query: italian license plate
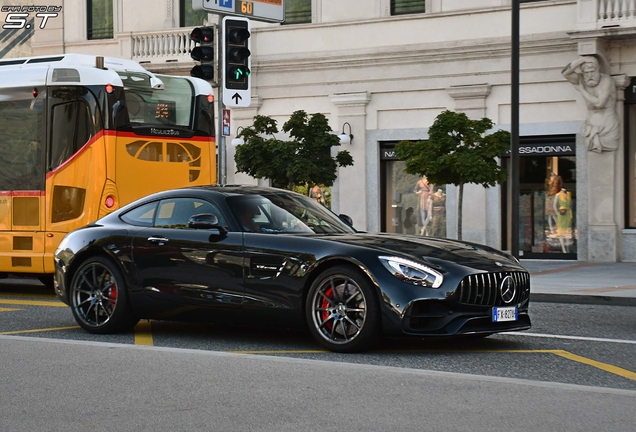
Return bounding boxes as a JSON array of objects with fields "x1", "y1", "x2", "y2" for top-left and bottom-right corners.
[{"x1": 492, "y1": 306, "x2": 518, "y2": 322}]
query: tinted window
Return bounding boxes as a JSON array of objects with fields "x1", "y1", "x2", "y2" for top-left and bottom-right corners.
[
  {"x1": 50, "y1": 101, "x2": 93, "y2": 170},
  {"x1": 120, "y1": 202, "x2": 158, "y2": 226},
  {"x1": 284, "y1": 0, "x2": 311, "y2": 24},
  {"x1": 227, "y1": 193, "x2": 355, "y2": 234},
  {"x1": 155, "y1": 198, "x2": 227, "y2": 229},
  {"x1": 0, "y1": 87, "x2": 45, "y2": 190},
  {"x1": 391, "y1": 0, "x2": 426, "y2": 15},
  {"x1": 88, "y1": 0, "x2": 113, "y2": 39}
]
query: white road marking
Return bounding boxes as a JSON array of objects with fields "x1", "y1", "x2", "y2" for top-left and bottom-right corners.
[{"x1": 505, "y1": 332, "x2": 636, "y2": 345}]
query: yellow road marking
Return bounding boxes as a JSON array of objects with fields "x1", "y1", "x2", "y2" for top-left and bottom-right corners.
[
  {"x1": 0, "y1": 299, "x2": 66, "y2": 307},
  {"x1": 0, "y1": 325, "x2": 80, "y2": 335},
  {"x1": 227, "y1": 348, "x2": 636, "y2": 382},
  {"x1": 0, "y1": 293, "x2": 57, "y2": 300},
  {"x1": 0, "y1": 307, "x2": 21, "y2": 312},
  {"x1": 552, "y1": 350, "x2": 636, "y2": 382},
  {"x1": 134, "y1": 321, "x2": 154, "y2": 346}
]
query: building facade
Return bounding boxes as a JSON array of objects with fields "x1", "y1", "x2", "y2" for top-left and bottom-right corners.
[{"x1": 4, "y1": 0, "x2": 636, "y2": 261}]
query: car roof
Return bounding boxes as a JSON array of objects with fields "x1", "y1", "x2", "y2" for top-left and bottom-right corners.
[{"x1": 189, "y1": 185, "x2": 303, "y2": 197}]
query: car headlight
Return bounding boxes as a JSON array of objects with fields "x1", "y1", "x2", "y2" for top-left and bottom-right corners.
[{"x1": 378, "y1": 256, "x2": 443, "y2": 288}]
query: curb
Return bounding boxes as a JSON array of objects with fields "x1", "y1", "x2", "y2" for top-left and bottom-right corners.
[{"x1": 531, "y1": 293, "x2": 636, "y2": 307}]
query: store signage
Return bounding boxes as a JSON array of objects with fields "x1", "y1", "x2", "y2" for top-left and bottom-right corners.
[
  {"x1": 381, "y1": 149, "x2": 399, "y2": 160},
  {"x1": 518, "y1": 144, "x2": 574, "y2": 156}
]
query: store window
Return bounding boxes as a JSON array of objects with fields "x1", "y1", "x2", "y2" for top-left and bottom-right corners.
[
  {"x1": 391, "y1": 0, "x2": 426, "y2": 16},
  {"x1": 502, "y1": 135, "x2": 577, "y2": 259},
  {"x1": 180, "y1": 0, "x2": 208, "y2": 27},
  {"x1": 284, "y1": 0, "x2": 311, "y2": 24},
  {"x1": 380, "y1": 144, "x2": 447, "y2": 237},
  {"x1": 87, "y1": 0, "x2": 113, "y2": 40}
]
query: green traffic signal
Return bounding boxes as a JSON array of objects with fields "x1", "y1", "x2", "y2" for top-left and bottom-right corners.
[{"x1": 229, "y1": 66, "x2": 251, "y2": 81}]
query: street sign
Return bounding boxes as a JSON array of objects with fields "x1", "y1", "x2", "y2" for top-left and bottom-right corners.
[
  {"x1": 222, "y1": 109, "x2": 231, "y2": 136},
  {"x1": 192, "y1": 0, "x2": 284, "y2": 23}
]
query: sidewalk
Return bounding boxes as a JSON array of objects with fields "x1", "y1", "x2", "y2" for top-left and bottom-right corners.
[{"x1": 521, "y1": 260, "x2": 636, "y2": 306}]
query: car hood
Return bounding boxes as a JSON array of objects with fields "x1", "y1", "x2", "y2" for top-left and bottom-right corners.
[{"x1": 327, "y1": 233, "x2": 524, "y2": 272}]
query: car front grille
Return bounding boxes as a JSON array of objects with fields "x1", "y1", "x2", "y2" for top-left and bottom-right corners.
[{"x1": 456, "y1": 271, "x2": 530, "y2": 306}]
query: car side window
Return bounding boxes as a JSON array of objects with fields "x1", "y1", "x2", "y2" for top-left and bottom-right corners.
[
  {"x1": 120, "y1": 201, "x2": 158, "y2": 227},
  {"x1": 154, "y1": 197, "x2": 227, "y2": 229}
]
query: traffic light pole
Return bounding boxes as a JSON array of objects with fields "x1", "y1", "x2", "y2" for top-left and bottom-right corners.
[
  {"x1": 217, "y1": 83, "x2": 226, "y2": 185},
  {"x1": 217, "y1": 20, "x2": 227, "y2": 185}
]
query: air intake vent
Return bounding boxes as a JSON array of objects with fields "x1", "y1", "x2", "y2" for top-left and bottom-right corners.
[
  {"x1": 52, "y1": 68, "x2": 81, "y2": 82},
  {"x1": 0, "y1": 59, "x2": 27, "y2": 67},
  {"x1": 456, "y1": 271, "x2": 530, "y2": 306},
  {"x1": 27, "y1": 56, "x2": 64, "y2": 64}
]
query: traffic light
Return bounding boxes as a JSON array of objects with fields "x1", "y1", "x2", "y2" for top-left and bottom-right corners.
[
  {"x1": 223, "y1": 17, "x2": 251, "y2": 91},
  {"x1": 190, "y1": 25, "x2": 216, "y2": 83}
]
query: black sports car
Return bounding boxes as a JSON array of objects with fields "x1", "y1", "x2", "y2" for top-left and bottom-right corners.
[{"x1": 54, "y1": 185, "x2": 531, "y2": 352}]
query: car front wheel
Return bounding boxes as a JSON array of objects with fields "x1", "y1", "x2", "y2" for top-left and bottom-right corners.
[
  {"x1": 69, "y1": 256, "x2": 137, "y2": 334},
  {"x1": 306, "y1": 265, "x2": 379, "y2": 353}
]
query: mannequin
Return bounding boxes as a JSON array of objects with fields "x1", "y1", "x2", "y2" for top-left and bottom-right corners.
[
  {"x1": 431, "y1": 188, "x2": 446, "y2": 237},
  {"x1": 553, "y1": 187, "x2": 572, "y2": 253},
  {"x1": 545, "y1": 172, "x2": 562, "y2": 234},
  {"x1": 414, "y1": 175, "x2": 433, "y2": 235}
]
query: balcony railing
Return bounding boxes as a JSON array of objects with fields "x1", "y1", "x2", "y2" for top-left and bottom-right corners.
[
  {"x1": 577, "y1": 0, "x2": 636, "y2": 31},
  {"x1": 127, "y1": 28, "x2": 197, "y2": 64}
]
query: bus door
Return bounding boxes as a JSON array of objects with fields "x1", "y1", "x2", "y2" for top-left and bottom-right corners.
[
  {"x1": 0, "y1": 86, "x2": 46, "y2": 274},
  {"x1": 44, "y1": 87, "x2": 102, "y2": 273}
]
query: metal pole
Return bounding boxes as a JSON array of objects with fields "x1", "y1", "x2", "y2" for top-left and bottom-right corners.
[
  {"x1": 216, "y1": 21, "x2": 226, "y2": 185},
  {"x1": 510, "y1": 0, "x2": 520, "y2": 258}
]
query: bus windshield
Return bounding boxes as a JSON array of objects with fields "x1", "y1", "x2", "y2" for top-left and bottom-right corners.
[{"x1": 118, "y1": 72, "x2": 194, "y2": 128}]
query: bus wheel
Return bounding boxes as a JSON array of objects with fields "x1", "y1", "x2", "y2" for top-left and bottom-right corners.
[
  {"x1": 69, "y1": 256, "x2": 136, "y2": 334},
  {"x1": 38, "y1": 275, "x2": 54, "y2": 289}
]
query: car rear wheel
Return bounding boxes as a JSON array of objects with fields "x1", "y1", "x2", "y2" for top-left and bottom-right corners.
[
  {"x1": 69, "y1": 256, "x2": 138, "y2": 334},
  {"x1": 306, "y1": 265, "x2": 379, "y2": 353}
]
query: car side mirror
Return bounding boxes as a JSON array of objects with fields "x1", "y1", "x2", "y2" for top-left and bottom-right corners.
[
  {"x1": 188, "y1": 213, "x2": 226, "y2": 234},
  {"x1": 338, "y1": 214, "x2": 354, "y2": 227}
]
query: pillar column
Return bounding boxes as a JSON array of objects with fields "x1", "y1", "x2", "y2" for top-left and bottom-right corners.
[{"x1": 330, "y1": 92, "x2": 371, "y2": 230}]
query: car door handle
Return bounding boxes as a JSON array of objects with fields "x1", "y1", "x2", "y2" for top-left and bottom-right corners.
[{"x1": 147, "y1": 236, "x2": 169, "y2": 244}]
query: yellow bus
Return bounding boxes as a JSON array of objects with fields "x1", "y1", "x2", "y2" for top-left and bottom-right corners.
[{"x1": 0, "y1": 54, "x2": 216, "y2": 286}]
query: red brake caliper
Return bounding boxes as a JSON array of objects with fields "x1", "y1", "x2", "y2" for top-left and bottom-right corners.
[
  {"x1": 108, "y1": 284, "x2": 117, "y2": 307},
  {"x1": 321, "y1": 287, "x2": 333, "y2": 331}
]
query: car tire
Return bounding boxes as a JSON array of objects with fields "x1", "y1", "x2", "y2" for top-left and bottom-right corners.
[
  {"x1": 306, "y1": 265, "x2": 380, "y2": 353},
  {"x1": 69, "y1": 256, "x2": 138, "y2": 334}
]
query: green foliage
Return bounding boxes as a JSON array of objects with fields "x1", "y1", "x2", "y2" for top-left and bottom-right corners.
[
  {"x1": 394, "y1": 110, "x2": 510, "y2": 188},
  {"x1": 395, "y1": 110, "x2": 510, "y2": 240},
  {"x1": 234, "y1": 110, "x2": 353, "y2": 190}
]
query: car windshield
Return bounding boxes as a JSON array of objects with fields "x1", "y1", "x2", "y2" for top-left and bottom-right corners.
[{"x1": 227, "y1": 192, "x2": 355, "y2": 234}]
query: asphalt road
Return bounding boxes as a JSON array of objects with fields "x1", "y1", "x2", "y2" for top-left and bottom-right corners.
[{"x1": 1, "y1": 278, "x2": 635, "y2": 431}]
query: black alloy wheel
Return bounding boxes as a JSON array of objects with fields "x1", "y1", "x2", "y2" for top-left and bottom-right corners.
[
  {"x1": 69, "y1": 256, "x2": 138, "y2": 334},
  {"x1": 306, "y1": 265, "x2": 379, "y2": 353}
]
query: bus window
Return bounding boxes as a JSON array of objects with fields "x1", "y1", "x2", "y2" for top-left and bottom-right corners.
[
  {"x1": 51, "y1": 186, "x2": 86, "y2": 223},
  {"x1": 0, "y1": 87, "x2": 45, "y2": 191},
  {"x1": 49, "y1": 101, "x2": 94, "y2": 170},
  {"x1": 119, "y1": 73, "x2": 194, "y2": 128}
]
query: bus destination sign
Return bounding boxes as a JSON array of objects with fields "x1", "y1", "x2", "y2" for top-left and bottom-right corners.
[{"x1": 193, "y1": 0, "x2": 284, "y2": 23}]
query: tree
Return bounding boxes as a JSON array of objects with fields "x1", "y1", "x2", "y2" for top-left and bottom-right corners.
[
  {"x1": 395, "y1": 110, "x2": 509, "y2": 241},
  {"x1": 234, "y1": 110, "x2": 353, "y2": 190}
]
